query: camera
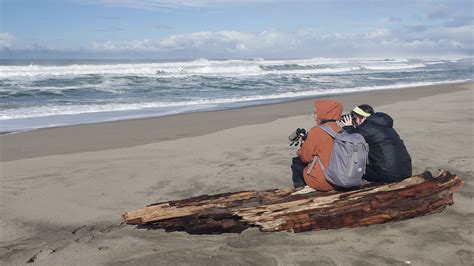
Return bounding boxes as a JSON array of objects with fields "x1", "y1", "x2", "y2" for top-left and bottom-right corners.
[{"x1": 289, "y1": 128, "x2": 307, "y2": 146}]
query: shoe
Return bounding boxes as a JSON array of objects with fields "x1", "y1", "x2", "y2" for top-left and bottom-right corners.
[{"x1": 291, "y1": 185, "x2": 316, "y2": 195}]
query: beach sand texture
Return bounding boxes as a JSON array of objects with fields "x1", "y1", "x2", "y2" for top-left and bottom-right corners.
[{"x1": 1, "y1": 83, "x2": 473, "y2": 265}]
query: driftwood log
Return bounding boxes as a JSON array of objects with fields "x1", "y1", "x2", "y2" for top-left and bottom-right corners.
[{"x1": 122, "y1": 171, "x2": 463, "y2": 234}]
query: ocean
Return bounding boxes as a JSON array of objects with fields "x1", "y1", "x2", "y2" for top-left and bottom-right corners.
[{"x1": 0, "y1": 57, "x2": 472, "y2": 133}]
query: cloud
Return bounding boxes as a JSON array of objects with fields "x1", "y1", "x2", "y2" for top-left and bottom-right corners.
[
  {"x1": 443, "y1": 16, "x2": 473, "y2": 27},
  {"x1": 88, "y1": 25, "x2": 473, "y2": 58},
  {"x1": 427, "y1": 4, "x2": 450, "y2": 20},
  {"x1": 88, "y1": 27, "x2": 125, "y2": 32},
  {"x1": 397, "y1": 20, "x2": 473, "y2": 45},
  {"x1": 3, "y1": 1, "x2": 473, "y2": 60},
  {"x1": 91, "y1": 30, "x2": 312, "y2": 56},
  {"x1": 91, "y1": 0, "x2": 300, "y2": 10},
  {"x1": 0, "y1": 32, "x2": 15, "y2": 48},
  {"x1": 379, "y1": 16, "x2": 402, "y2": 24},
  {"x1": 3, "y1": 23, "x2": 472, "y2": 59},
  {"x1": 154, "y1": 25, "x2": 172, "y2": 30}
]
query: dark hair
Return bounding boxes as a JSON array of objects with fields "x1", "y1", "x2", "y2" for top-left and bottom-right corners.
[
  {"x1": 320, "y1": 119, "x2": 336, "y2": 124},
  {"x1": 351, "y1": 104, "x2": 374, "y2": 119}
]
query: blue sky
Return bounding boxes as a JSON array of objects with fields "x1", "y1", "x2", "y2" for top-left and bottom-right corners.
[{"x1": 0, "y1": 0, "x2": 472, "y2": 59}]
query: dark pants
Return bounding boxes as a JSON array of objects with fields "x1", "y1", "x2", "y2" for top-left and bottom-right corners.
[{"x1": 291, "y1": 157, "x2": 307, "y2": 188}]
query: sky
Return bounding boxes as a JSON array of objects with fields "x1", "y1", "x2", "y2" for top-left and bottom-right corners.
[{"x1": 0, "y1": 0, "x2": 472, "y2": 59}]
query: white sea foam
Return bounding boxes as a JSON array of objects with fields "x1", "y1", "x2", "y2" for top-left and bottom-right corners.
[
  {"x1": 0, "y1": 78, "x2": 131, "y2": 95},
  {"x1": 0, "y1": 58, "x2": 434, "y2": 79},
  {"x1": 362, "y1": 63, "x2": 425, "y2": 70},
  {"x1": 1, "y1": 79, "x2": 469, "y2": 120},
  {"x1": 1, "y1": 57, "x2": 471, "y2": 133}
]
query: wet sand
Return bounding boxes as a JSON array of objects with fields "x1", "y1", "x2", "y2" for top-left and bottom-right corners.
[
  {"x1": 1, "y1": 83, "x2": 473, "y2": 265},
  {"x1": 1, "y1": 82, "x2": 471, "y2": 162}
]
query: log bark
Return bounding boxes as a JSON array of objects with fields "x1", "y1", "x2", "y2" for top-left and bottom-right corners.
[{"x1": 122, "y1": 171, "x2": 463, "y2": 234}]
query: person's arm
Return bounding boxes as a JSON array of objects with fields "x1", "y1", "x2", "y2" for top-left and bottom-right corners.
[
  {"x1": 297, "y1": 128, "x2": 318, "y2": 163},
  {"x1": 343, "y1": 125, "x2": 357, "y2": 133}
]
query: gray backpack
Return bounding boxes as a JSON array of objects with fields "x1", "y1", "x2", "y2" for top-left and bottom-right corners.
[{"x1": 306, "y1": 124, "x2": 369, "y2": 188}]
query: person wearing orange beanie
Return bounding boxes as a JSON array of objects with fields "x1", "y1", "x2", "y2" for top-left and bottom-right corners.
[{"x1": 291, "y1": 99, "x2": 342, "y2": 191}]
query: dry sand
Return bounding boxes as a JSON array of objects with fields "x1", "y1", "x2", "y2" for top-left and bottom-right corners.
[{"x1": 1, "y1": 83, "x2": 473, "y2": 265}]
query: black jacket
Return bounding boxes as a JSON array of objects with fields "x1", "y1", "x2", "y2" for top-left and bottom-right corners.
[{"x1": 344, "y1": 112, "x2": 412, "y2": 182}]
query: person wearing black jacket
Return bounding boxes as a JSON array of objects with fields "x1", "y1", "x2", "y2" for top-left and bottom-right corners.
[{"x1": 341, "y1": 104, "x2": 412, "y2": 183}]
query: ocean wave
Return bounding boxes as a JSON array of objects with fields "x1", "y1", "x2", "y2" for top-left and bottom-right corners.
[
  {"x1": 0, "y1": 77, "x2": 133, "y2": 96},
  {"x1": 1, "y1": 79, "x2": 469, "y2": 120},
  {"x1": 0, "y1": 58, "x2": 435, "y2": 79},
  {"x1": 362, "y1": 64, "x2": 426, "y2": 70}
]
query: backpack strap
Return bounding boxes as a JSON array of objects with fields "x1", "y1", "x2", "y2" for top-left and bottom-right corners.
[
  {"x1": 307, "y1": 155, "x2": 326, "y2": 175},
  {"x1": 305, "y1": 124, "x2": 337, "y2": 176},
  {"x1": 318, "y1": 124, "x2": 337, "y2": 138}
]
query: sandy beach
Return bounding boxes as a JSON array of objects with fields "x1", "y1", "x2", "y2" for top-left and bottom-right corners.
[{"x1": 1, "y1": 83, "x2": 473, "y2": 265}]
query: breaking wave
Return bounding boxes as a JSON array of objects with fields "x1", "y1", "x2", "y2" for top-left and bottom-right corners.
[{"x1": 1, "y1": 57, "x2": 472, "y2": 132}]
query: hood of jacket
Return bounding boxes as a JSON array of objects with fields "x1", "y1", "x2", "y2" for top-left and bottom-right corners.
[
  {"x1": 366, "y1": 112, "x2": 393, "y2": 127},
  {"x1": 314, "y1": 100, "x2": 342, "y2": 123}
]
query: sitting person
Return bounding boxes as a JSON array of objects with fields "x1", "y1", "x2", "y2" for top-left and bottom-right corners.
[
  {"x1": 291, "y1": 100, "x2": 342, "y2": 191},
  {"x1": 341, "y1": 104, "x2": 412, "y2": 183}
]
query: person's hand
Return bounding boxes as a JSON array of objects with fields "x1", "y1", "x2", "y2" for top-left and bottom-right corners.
[{"x1": 342, "y1": 115, "x2": 353, "y2": 127}]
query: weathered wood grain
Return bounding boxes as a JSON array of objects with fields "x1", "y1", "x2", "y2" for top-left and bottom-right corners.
[{"x1": 122, "y1": 171, "x2": 463, "y2": 234}]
